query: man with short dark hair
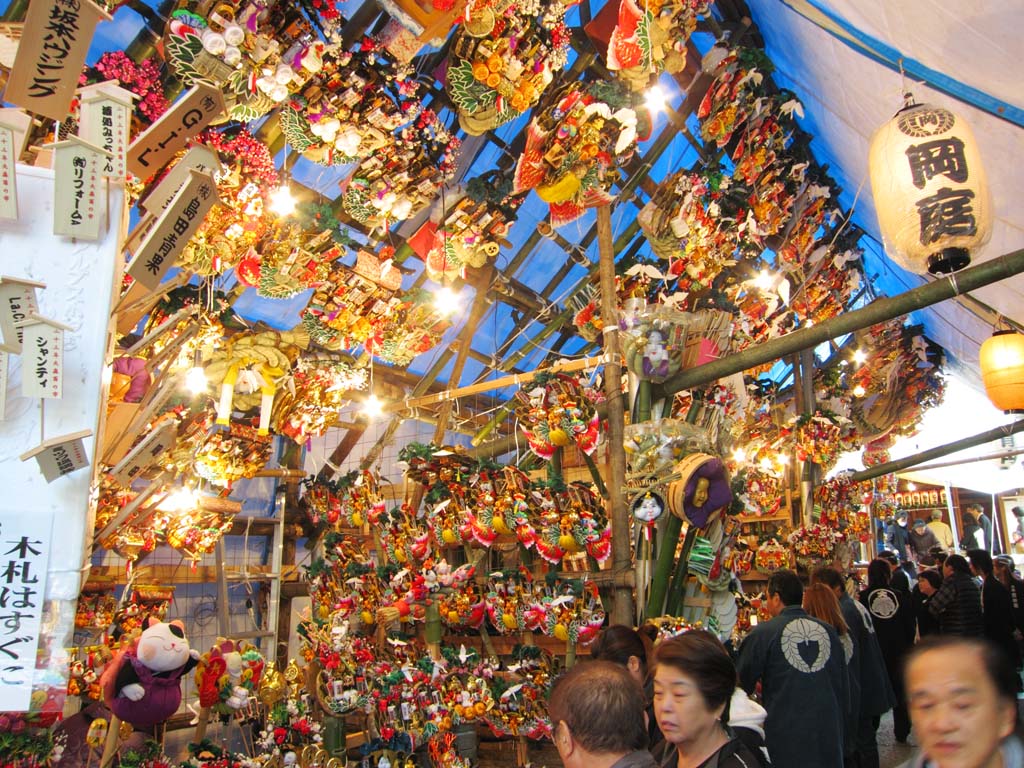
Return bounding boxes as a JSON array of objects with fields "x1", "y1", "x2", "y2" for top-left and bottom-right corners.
[
  {"x1": 887, "y1": 511, "x2": 912, "y2": 561},
  {"x1": 968, "y1": 548, "x2": 1020, "y2": 678},
  {"x1": 899, "y1": 636, "x2": 1023, "y2": 767},
  {"x1": 928, "y1": 553, "x2": 984, "y2": 636},
  {"x1": 547, "y1": 660, "x2": 655, "y2": 768},
  {"x1": 880, "y1": 550, "x2": 912, "y2": 594},
  {"x1": 736, "y1": 569, "x2": 849, "y2": 768},
  {"x1": 813, "y1": 566, "x2": 894, "y2": 768}
]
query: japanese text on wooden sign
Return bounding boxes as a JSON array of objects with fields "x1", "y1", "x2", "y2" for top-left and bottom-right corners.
[
  {"x1": 126, "y1": 82, "x2": 225, "y2": 178},
  {"x1": 19, "y1": 321, "x2": 64, "y2": 399},
  {"x1": 4, "y1": 0, "x2": 111, "y2": 122},
  {"x1": 0, "y1": 125, "x2": 17, "y2": 221},
  {"x1": 0, "y1": 511, "x2": 52, "y2": 711},
  {"x1": 128, "y1": 170, "x2": 219, "y2": 289},
  {"x1": 79, "y1": 86, "x2": 133, "y2": 180},
  {"x1": 53, "y1": 138, "x2": 109, "y2": 241}
]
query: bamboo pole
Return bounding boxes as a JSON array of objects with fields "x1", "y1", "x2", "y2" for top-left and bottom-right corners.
[
  {"x1": 849, "y1": 419, "x2": 1024, "y2": 482},
  {"x1": 657, "y1": 248, "x2": 1024, "y2": 396},
  {"x1": 596, "y1": 205, "x2": 633, "y2": 625}
]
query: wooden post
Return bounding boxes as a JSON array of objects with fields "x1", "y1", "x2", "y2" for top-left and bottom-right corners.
[
  {"x1": 799, "y1": 348, "x2": 817, "y2": 525},
  {"x1": 596, "y1": 205, "x2": 632, "y2": 625}
]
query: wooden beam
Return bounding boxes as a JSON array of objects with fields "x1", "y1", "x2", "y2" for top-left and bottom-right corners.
[
  {"x1": 658, "y1": 247, "x2": 1024, "y2": 396},
  {"x1": 597, "y1": 205, "x2": 633, "y2": 624},
  {"x1": 849, "y1": 419, "x2": 1024, "y2": 483}
]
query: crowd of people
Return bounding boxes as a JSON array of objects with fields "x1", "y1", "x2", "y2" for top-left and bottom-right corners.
[{"x1": 564, "y1": 503, "x2": 1024, "y2": 768}]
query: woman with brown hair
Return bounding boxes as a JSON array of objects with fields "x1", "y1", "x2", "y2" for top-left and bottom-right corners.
[
  {"x1": 591, "y1": 624, "x2": 662, "y2": 748},
  {"x1": 652, "y1": 630, "x2": 767, "y2": 768},
  {"x1": 802, "y1": 583, "x2": 851, "y2": 659},
  {"x1": 802, "y1": 582, "x2": 856, "y2": 761}
]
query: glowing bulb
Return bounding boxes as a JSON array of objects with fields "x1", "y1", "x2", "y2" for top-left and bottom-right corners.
[
  {"x1": 778, "y1": 454, "x2": 790, "y2": 465},
  {"x1": 906, "y1": 482, "x2": 917, "y2": 491},
  {"x1": 361, "y1": 393, "x2": 384, "y2": 420},
  {"x1": 269, "y1": 184, "x2": 296, "y2": 217},
  {"x1": 852, "y1": 384, "x2": 866, "y2": 397},
  {"x1": 760, "y1": 457, "x2": 773, "y2": 471},
  {"x1": 732, "y1": 448, "x2": 747, "y2": 463},
  {"x1": 434, "y1": 286, "x2": 461, "y2": 316},
  {"x1": 754, "y1": 270, "x2": 774, "y2": 291},
  {"x1": 852, "y1": 348, "x2": 868, "y2": 364},
  {"x1": 185, "y1": 365, "x2": 208, "y2": 394},
  {"x1": 158, "y1": 486, "x2": 198, "y2": 513},
  {"x1": 644, "y1": 84, "x2": 667, "y2": 113}
]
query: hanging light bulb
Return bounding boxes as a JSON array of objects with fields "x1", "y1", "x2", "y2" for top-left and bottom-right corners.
[
  {"x1": 644, "y1": 84, "x2": 667, "y2": 113},
  {"x1": 361, "y1": 393, "x2": 384, "y2": 420},
  {"x1": 852, "y1": 348, "x2": 868, "y2": 364},
  {"x1": 158, "y1": 486, "x2": 199, "y2": 513},
  {"x1": 852, "y1": 384, "x2": 866, "y2": 397},
  {"x1": 434, "y1": 286, "x2": 461, "y2": 316},
  {"x1": 754, "y1": 270, "x2": 774, "y2": 291},
  {"x1": 732, "y1": 448, "x2": 747, "y2": 464},
  {"x1": 185, "y1": 364, "x2": 208, "y2": 394},
  {"x1": 269, "y1": 183, "x2": 296, "y2": 217}
]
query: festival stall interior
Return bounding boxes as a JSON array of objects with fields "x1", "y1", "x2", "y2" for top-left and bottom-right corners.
[{"x1": 0, "y1": 0, "x2": 1022, "y2": 765}]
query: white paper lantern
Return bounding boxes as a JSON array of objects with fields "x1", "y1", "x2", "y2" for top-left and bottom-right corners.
[{"x1": 868, "y1": 101, "x2": 992, "y2": 275}]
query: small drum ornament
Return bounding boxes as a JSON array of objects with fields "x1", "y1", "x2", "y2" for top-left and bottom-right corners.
[{"x1": 667, "y1": 453, "x2": 732, "y2": 528}]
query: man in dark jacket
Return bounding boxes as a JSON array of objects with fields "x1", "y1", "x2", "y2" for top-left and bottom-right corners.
[
  {"x1": 908, "y1": 519, "x2": 940, "y2": 565},
  {"x1": 737, "y1": 570, "x2": 849, "y2": 768},
  {"x1": 813, "y1": 567, "x2": 895, "y2": 768},
  {"x1": 880, "y1": 550, "x2": 912, "y2": 593},
  {"x1": 928, "y1": 553, "x2": 984, "y2": 636},
  {"x1": 887, "y1": 511, "x2": 912, "y2": 561},
  {"x1": 968, "y1": 549, "x2": 1021, "y2": 687}
]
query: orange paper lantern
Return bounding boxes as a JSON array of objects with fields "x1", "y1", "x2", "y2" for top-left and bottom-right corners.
[{"x1": 980, "y1": 330, "x2": 1024, "y2": 413}]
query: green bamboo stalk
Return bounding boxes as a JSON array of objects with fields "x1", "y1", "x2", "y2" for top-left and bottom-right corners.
[
  {"x1": 664, "y1": 527, "x2": 698, "y2": 617},
  {"x1": 644, "y1": 515, "x2": 682, "y2": 620}
]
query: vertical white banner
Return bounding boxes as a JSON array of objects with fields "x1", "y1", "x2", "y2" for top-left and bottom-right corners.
[{"x1": 0, "y1": 511, "x2": 52, "y2": 711}]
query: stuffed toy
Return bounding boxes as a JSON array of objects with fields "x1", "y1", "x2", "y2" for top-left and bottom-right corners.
[{"x1": 101, "y1": 618, "x2": 199, "y2": 729}]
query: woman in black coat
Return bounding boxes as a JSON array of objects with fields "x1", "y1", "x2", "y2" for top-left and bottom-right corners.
[{"x1": 860, "y1": 558, "x2": 916, "y2": 743}]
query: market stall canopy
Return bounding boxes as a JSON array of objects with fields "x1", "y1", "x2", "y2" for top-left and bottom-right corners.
[{"x1": 746, "y1": 0, "x2": 1024, "y2": 370}]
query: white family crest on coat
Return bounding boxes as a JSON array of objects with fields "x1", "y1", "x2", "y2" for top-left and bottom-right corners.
[
  {"x1": 780, "y1": 618, "x2": 832, "y2": 673},
  {"x1": 868, "y1": 589, "x2": 899, "y2": 620},
  {"x1": 853, "y1": 598, "x2": 877, "y2": 633},
  {"x1": 840, "y1": 632, "x2": 854, "y2": 663}
]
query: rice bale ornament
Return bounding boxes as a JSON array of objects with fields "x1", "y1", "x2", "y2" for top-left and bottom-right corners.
[
  {"x1": 667, "y1": 453, "x2": 731, "y2": 527},
  {"x1": 101, "y1": 618, "x2": 200, "y2": 728}
]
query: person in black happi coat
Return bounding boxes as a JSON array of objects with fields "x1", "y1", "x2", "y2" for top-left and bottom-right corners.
[{"x1": 736, "y1": 569, "x2": 848, "y2": 768}]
